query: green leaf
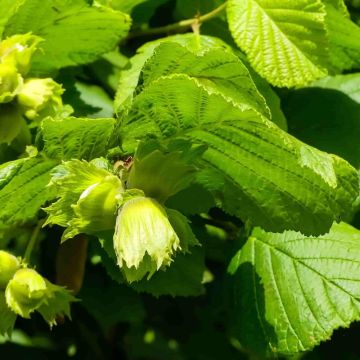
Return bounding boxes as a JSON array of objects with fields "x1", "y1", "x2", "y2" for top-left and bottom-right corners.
[
  {"x1": 0, "y1": 103, "x2": 24, "y2": 145},
  {"x1": 283, "y1": 86, "x2": 360, "y2": 169},
  {"x1": 41, "y1": 117, "x2": 115, "y2": 161},
  {"x1": 130, "y1": 247, "x2": 205, "y2": 297},
  {"x1": 140, "y1": 42, "x2": 270, "y2": 117},
  {"x1": 97, "y1": 233, "x2": 205, "y2": 297},
  {"x1": 323, "y1": 0, "x2": 350, "y2": 16},
  {"x1": 74, "y1": 82, "x2": 114, "y2": 118},
  {"x1": 227, "y1": 0, "x2": 328, "y2": 87},
  {"x1": 166, "y1": 208, "x2": 200, "y2": 250},
  {"x1": 325, "y1": 3, "x2": 360, "y2": 70},
  {"x1": 0, "y1": 0, "x2": 24, "y2": 39},
  {"x1": 122, "y1": 74, "x2": 359, "y2": 235},
  {"x1": 131, "y1": 0, "x2": 170, "y2": 24},
  {"x1": 0, "y1": 291, "x2": 16, "y2": 336},
  {"x1": 229, "y1": 222, "x2": 360, "y2": 355},
  {"x1": 242, "y1": 62, "x2": 288, "y2": 130},
  {"x1": 3, "y1": 0, "x2": 131, "y2": 74},
  {"x1": 312, "y1": 73, "x2": 360, "y2": 103},
  {"x1": 0, "y1": 157, "x2": 56, "y2": 231},
  {"x1": 114, "y1": 34, "x2": 231, "y2": 112},
  {"x1": 127, "y1": 143, "x2": 197, "y2": 203},
  {"x1": 79, "y1": 272, "x2": 145, "y2": 331},
  {"x1": 165, "y1": 184, "x2": 215, "y2": 216},
  {"x1": 97, "y1": 0, "x2": 148, "y2": 14}
]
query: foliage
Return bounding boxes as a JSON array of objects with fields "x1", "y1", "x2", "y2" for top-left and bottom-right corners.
[{"x1": 0, "y1": 0, "x2": 360, "y2": 359}]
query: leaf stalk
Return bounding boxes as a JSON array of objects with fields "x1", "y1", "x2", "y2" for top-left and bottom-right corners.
[{"x1": 24, "y1": 219, "x2": 45, "y2": 264}]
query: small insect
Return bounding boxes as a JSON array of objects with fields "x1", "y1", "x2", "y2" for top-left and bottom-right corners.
[
  {"x1": 114, "y1": 156, "x2": 133, "y2": 173},
  {"x1": 123, "y1": 156, "x2": 133, "y2": 169}
]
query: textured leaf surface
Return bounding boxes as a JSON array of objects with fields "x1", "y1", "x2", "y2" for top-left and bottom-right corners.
[
  {"x1": 0, "y1": 157, "x2": 56, "y2": 230},
  {"x1": 41, "y1": 117, "x2": 115, "y2": 160},
  {"x1": 122, "y1": 74, "x2": 359, "y2": 235},
  {"x1": 227, "y1": 0, "x2": 328, "y2": 87},
  {"x1": 4, "y1": 0, "x2": 131, "y2": 74},
  {"x1": 115, "y1": 34, "x2": 230, "y2": 112},
  {"x1": 141, "y1": 43, "x2": 269, "y2": 117},
  {"x1": 229, "y1": 222, "x2": 360, "y2": 355},
  {"x1": 325, "y1": 3, "x2": 360, "y2": 70}
]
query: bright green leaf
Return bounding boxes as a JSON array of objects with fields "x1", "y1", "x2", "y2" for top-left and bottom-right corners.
[
  {"x1": 229, "y1": 222, "x2": 360, "y2": 355},
  {"x1": 325, "y1": 3, "x2": 360, "y2": 71},
  {"x1": 3, "y1": 0, "x2": 131, "y2": 74},
  {"x1": 41, "y1": 117, "x2": 115, "y2": 161},
  {"x1": 121, "y1": 74, "x2": 359, "y2": 235},
  {"x1": 0, "y1": 157, "x2": 56, "y2": 231},
  {"x1": 115, "y1": 34, "x2": 231, "y2": 112},
  {"x1": 140, "y1": 42, "x2": 270, "y2": 117},
  {"x1": 0, "y1": 0, "x2": 24, "y2": 39},
  {"x1": 227, "y1": 0, "x2": 328, "y2": 87}
]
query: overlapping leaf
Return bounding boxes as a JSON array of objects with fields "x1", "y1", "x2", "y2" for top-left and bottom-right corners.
[
  {"x1": 284, "y1": 83, "x2": 360, "y2": 168},
  {"x1": 115, "y1": 34, "x2": 231, "y2": 112},
  {"x1": 312, "y1": 73, "x2": 360, "y2": 103},
  {"x1": 229, "y1": 222, "x2": 360, "y2": 355},
  {"x1": 140, "y1": 42, "x2": 269, "y2": 117},
  {"x1": 41, "y1": 117, "x2": 115, "y2": 161},
  {"x1": 0, "y1": 0, "x2": 24, "y2": 39},
  {"x1": 324, "y1": 3, "x2": 360, "y2": 71},
  {"x1": 121, "y1": 73, "x2": 359, "y2": 235},
  {"x1": 0, "y1": 157, "x2": 56, "y2": 231},
  {"x1": 227, "y1": 0, "x2": 329, "y2": 87},
  {"x1": 98, "y1": 239, "x2": 206, "y2": 297},
  {"x1": 3, "y1": 0, "x2": 131, "y2": 74}
]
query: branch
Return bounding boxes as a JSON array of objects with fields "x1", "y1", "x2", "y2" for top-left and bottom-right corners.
[{"x1": 128, "y1": 2, "x2": 227, "y2": 39}]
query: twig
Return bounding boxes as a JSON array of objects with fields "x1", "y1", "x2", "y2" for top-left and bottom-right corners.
[{"x1": 128, "y1": 2, "x2": 227, "y2": 39}]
